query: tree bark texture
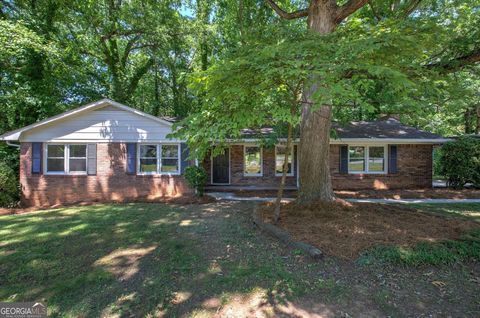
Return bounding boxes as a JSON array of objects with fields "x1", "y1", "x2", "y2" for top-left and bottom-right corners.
[{"x1": 297, "y1": 1, "x2": 337, "y2": 203}]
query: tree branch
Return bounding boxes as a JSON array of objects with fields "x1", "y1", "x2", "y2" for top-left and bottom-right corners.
[
  {"x1": 368, "y1": 0, "x2": 381, "y2": 22},
  {"x1": 265, "y1": 0, "x2": 308, "y2": 20},
  {"x1": 402, "y1": 0, "x2": 422, "y2": 18},
  {"x1": 335, "y1": 0, "x2": 369, "y2": 23},
  {"x1": 127, "y1": 58, "x2": 155, "y2": 96},
  {"x1": 428, "y1": 49, "x2": 480, "y2": 73}
]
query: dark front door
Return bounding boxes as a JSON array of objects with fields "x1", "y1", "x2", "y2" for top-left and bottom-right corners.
[{"x1": 212, "y1": 149, "x2": 230, "y2": 184}]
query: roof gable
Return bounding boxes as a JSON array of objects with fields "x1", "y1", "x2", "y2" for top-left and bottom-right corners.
[{"x1": 0, "y1": 99, "x2": 173, "y2": 141}]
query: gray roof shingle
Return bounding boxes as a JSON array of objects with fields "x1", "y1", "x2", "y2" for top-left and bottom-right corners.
[
  {"x1": 332, "y1": 118, "x2": 444, "y2": 139},
  {"x1": 239, "y1": 118, "x2": 444, "y2": 140}
]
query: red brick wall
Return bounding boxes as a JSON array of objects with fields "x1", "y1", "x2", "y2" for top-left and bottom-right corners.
[
  {"x1": 330, "y1": 144, "x2": 433, "y2": 190},
  {"x1": 206, "y1": 144, "x2": 432, "y2": 190},
  {"x1": 204, "y1": 145, "x2": 297, "y2": 187},
  {"x1": 20, "y1": 143, "x2": 192, "y2": 207}
]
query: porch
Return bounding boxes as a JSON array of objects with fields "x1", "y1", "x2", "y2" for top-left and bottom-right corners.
[{"x1": 205, "y1": 185, "x2": 298, "y2": 192}]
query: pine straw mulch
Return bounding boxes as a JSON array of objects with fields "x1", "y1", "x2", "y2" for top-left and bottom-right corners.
[
  {"x1": 258, "y1": 199, "x2": 480, "y2": 259},
  {"x1": 234, "y1": 188, "x2": 480, "y2": 199}
]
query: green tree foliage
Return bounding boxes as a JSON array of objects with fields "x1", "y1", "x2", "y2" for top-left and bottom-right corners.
[
  {"x1": 0, "y1": 162, "x2": 19, "y2": 207},
  {"x1": 439, "y1": 137, "x2": 480, "y2": 188},
  {"x1": 1, "y1": 0, "x2": 480, "y2": 183},
  {"x1": 177, "y1": 18, "x2": 444, "y2": 159}
]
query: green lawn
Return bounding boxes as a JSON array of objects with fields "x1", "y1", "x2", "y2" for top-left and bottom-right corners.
[
  {"x1": 0, "y1": 203, "x2": 320, "y2": 317},
  {"x1": 359, "y1": 203, "x2": 480, "y2": 266},
  {"x1": 414, "y1": 203, "x2": 480, "y2": 222},
  {"x1": 1, "y1": 202, "x2": 479, "y2": 317}
]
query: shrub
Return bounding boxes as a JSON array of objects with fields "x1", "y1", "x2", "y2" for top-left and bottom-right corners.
[
  {"x1": 0, "y1": 161, "x2": 20, "y2": 207},
  {"x1": 438, "y1": 136, "x2": 480, "y2": 188},
  {"x1": 184, "y1": 166, "x2": 208, "y2": 196}
]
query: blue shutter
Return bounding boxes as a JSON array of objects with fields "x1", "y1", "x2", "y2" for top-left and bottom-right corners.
[
  {"x1": 388, "y1": 145, "x2": 398, "y2": 174},
  {"x1": 181, "y1": 143, "x2": 190, "y2": 174},
  {"x1": 339, "y1": 145, "x2": 348, "y2": 174},
  {"x1": 32, "y1": 142, "x2": 42, "y2": 174},
  {"x1": 126, "y1": 143, "x2": 137, "y2": 174}
]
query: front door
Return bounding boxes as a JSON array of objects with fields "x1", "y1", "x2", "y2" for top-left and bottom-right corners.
[{"x1": 212, "y1": 149, "x2": 230, "y2": 184}]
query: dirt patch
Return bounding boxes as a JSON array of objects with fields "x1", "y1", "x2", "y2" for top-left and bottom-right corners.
[
  {"x1": 164, "y1": 194, "x2": 217, "y2": 205},
  {"x1": 234, "y1": 190, "x2": 298, "y2": 198},
  {"x1": 233, "y1": 189, "x2": 480, "y2": 199},
  {"x1": 258, "y1": 199, "x2": 480, "y2": 259},
  {"x1": 0, "y1": 195, "x2": 217, "y2": 216}
]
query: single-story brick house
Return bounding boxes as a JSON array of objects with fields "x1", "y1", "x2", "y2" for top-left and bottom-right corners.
[
  {"x1": 0, "y1": 99, "x2": 448, "y2": 206},
  {"x1": 204, "y1": 119, "x2": 448, "y2": 191}
]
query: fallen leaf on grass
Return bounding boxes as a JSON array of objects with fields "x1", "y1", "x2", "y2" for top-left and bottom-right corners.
[{"x1": 431, "y1": 281, "x2": 446, "y2": 288}]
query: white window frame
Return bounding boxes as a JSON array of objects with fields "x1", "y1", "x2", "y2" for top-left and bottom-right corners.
[
  {"x1": 275, "y1": 145, "x2": 294, "y2": 177},
  {"x1": 44, "y1": 143, "x2": 88, "y2": 175},
  {"x1": 137, "y1": 143, "x2": 181, "y2": 176},
  {"x1": 243, "y1": 145, "x2": 263, "y2": 177},
  {"x1": 138, "y1": 144, "x2": 158, "y2": 175},
  {"x1": 347, "y1": 144, "x2": 388, "y2": 174}
]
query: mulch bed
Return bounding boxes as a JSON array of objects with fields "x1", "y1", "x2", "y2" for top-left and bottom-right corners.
[
  {"x1": 234, "y1": 189, "x2": 480, "y2": 199},
  {"x1": 258, "y1": 199, "x2": 480, "y2": 259},
  {"x1": 0, "y1": 195, "x2": 217, "y2": 216}
]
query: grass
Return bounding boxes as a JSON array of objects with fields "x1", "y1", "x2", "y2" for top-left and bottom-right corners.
[
  {"x1": 1, "y1": 202, "x2": 479, "y2": 316},
  {"x1": 359, "y1": 203, "x2": 480, "y2": 266},
  {"x1": 413, "y1": 203, "x2": 480, "y2": 222},
  {"x1": 0, "y1": 202, "x2": 326, "y2": 317}
]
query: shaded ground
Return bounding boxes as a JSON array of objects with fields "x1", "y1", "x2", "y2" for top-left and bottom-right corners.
[
  {"x1": 259, "y1": 200, "x2": 480, "y2": 259},
  {"x1": 0, "y1": 194, "x2": 217, "y2": 216},
  {"x1": 232, "y1": 188, "x2": 480, "y2": 199},
  {"x1": 1, "y1": 202, "x2": 480, "y2": 317}
]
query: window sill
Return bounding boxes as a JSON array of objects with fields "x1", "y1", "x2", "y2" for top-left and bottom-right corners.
[
  {"x1": 243, "y1": 174, "x2": 263, "y2": 177},
  {"x1": 44, "y1": 172, "x2": 88, "y2": 176},
  {"x1": 275, "y1": 174, "x2": 294, "y2": 177},
  {"x1": 136, "y1": 173, "x2": 181, "y2": 176},
  {"x1": 348, "y1": 171, "x2": 388, "y2": 175}
]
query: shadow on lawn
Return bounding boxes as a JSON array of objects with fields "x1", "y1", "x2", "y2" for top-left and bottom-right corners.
[{"x1": 0, "y1": 201, "x2": 331, "y2": 317}]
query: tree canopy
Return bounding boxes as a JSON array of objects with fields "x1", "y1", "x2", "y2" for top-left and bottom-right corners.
[{"x1": 0, "y1": 0, "x2": 479, "y2": 166}]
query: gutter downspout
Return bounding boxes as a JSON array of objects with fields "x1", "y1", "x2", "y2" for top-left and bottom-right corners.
[{"x1": 6, "y1": 141, "x2": 20, "y2": 148}]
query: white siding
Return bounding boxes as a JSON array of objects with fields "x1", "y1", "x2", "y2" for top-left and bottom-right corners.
[{"x1": 20, "y1": 107, "x2": 177, "y2": 142}]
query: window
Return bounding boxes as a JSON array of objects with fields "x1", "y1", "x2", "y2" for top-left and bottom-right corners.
[
  {"x1": 46, "y1": 144, "x2": 87, "y2": 174},
  {"x1": 161, "y1": 145, "x2": 179, "y2": 173},
  {"x1": 46, "y1": 145, "x2": 65, "y2": 173},
  {"x1": 348, "y1": 145, "x2": 386, "y2": 173},
  {"x1": 69, "y1": 145, "x2": 87, "y2": 172},
  {"x1": 244, "y1": 146, "x2": 262, "y2": 176},
  {"x1": 138, "y1": 144, "x2": 180, "y2": 175},
  {"x1": 139, "y1": 145, "x2": 157, "y2": 173},
  {"x1": 275, "y1": 145, "x2": 293, "y2": 176},
  {"x1": 368, "y1": 147, "x2": 385, "y2": 172},
  {"x1": 348, "y1": 146, "x2": 365, "y2": 172}
]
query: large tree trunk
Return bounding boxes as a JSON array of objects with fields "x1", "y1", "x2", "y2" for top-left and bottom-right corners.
[{"x1": 297, "y1": 1, "x2": 337, "y2": 203}]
